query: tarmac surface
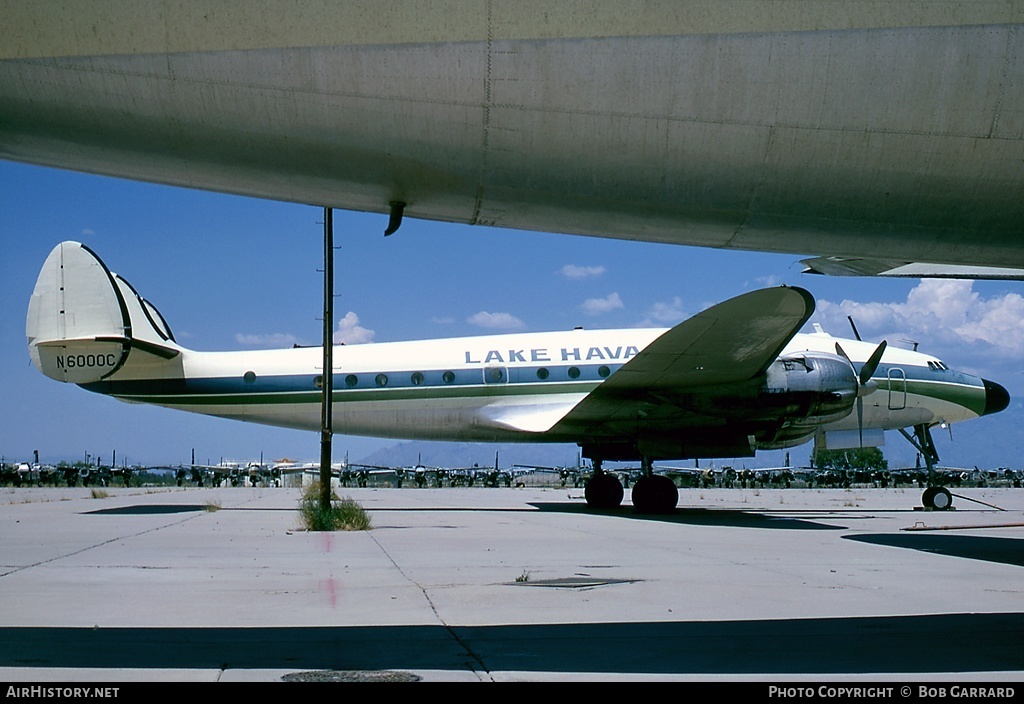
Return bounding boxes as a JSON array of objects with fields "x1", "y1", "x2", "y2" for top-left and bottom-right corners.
[{"x1": 0, "y1": 483, "x2": 1022, "y2": 683}]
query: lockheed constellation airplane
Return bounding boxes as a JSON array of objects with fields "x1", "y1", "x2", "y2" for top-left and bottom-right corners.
[{"x1": 27, "y1": 242, "x2": 1009, "y2": 512}]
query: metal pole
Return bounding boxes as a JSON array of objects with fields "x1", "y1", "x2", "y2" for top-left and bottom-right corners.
[{"x1": 319, "y1": 207, "x2": 334, "y2": 512}]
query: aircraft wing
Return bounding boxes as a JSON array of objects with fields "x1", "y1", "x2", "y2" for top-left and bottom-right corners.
[
  {"x1": 553, "y1": 286, "x2": 815, "y2": 432},
  {"x1": 650, "y1": 465, "x2": 708, "y2": 476},
  {"x1": 3, "y1": 6, "x2": 1022, "y2": 271},
  {"x1": 185, "y1": 464, "x2": 249, "y2": 476},
  {"x1": 345, "y1": 463, "x2": 399, "y2": 475},
  {"x1": 800, "y1": 257, "x2": 1024, "y2": 280}
]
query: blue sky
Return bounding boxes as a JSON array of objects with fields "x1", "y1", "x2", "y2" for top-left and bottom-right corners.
[{"x1": 2, "y1": 160, "x2": 1022, "y2": 469}]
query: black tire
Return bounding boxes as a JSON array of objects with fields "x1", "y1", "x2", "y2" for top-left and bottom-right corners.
[
  {"x1": 922, "y1": 486, "x2": 953, "y2": 510},
  {"x1": 585, "y1": 473, "x2": 624, "y2": 509},
  {"x1": 631, "y1": 475, "x2": 679, "y2": 514},
  {"x1": 922, "y1": 486, "x2": 937, "y2": 508}
]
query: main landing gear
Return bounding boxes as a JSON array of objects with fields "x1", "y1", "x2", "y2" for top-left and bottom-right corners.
[
  {"x1": 584, "y1": 460, "x2": 624, "y2": 509},
  {"x1": 585, "y1": 457, "x2": 679, "y2": 514},
  {"x1": 898, "y1": 423, "x2": 953, "y2": 510}
]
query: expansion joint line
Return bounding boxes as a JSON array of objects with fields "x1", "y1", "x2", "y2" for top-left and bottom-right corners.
[
  {"x1": 0, "y1": 512, "x2": 203, "y2": 579},
  {"x1": 367, "y1": 531, "x2": 491, "y2": 678}
]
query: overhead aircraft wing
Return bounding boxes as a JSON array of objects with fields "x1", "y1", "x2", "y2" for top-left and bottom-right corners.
[
  {"x1": 553, "y1": 286, "x2": 815, "y2": 430},
  {"x1": 800, "y1": 256, "x2": 1024, "y2": 280},
  {"x1": 4, "y1": 7, "x2": 1022, "y2": 272}
]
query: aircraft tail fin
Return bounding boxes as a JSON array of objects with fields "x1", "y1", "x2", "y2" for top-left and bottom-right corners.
[{"x1": 26, "y1": 241, "x2": 182, "y2": 384}]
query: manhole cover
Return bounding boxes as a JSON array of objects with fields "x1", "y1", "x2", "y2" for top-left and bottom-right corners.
[{"x1": 282, "y1": 670, "x2": 421, "y2": 683}]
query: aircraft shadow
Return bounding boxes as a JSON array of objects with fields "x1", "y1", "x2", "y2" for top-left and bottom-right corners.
[
  {"x1": 529, "y1": 503, "x2": 844, "y2": 530},
  {"x1": 86, "y1": 505, "x2": 208, "y2": 515},
  {"x1": 85, "y1": 503, "x2": 842, "y2": 530},
  {"x1": 2, "y1": 613, "x2": 1021, "y2": 674},
  {"x1": 845, "y1": 534, "x2": 1024, "y2": 568}
]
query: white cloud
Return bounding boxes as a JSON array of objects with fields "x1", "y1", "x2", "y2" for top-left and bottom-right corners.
[
  {"x1": 334, "y1": 311, "x2": 375, "y2": 344},
  {"x1": 234, "y1": 313, "x2": 375, "y2": 348},
  {"x1": 813, "y1": 280, "x2": 1024, "y2": 359},
  {"x1": 235, "y1": 332, "x2": 299, "y2": 348},
  {"x1": 467, "y1": 311, "x2": 525, "y2": 330},
  {"x1": 560, "y1": 264, "x2": 606, "y2": 280},
  {"x1": 646, "y1": 296, "x2": 686, "y2": 324},
  {"x1": 80, "y1": 229, "x2": 96, "y2": 237},
  {"x1": 959, "y1": 292, "x2": 1024, "y2": 349},
  {"x1": 581, "y1": 292, "x2": 624, "y2": 315}
]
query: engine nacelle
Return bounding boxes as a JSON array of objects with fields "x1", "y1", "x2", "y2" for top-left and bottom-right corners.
[
  {"x1": 683, "y1": 351, "x2": 858, "y2": 427},
  {"x1": 761, "y1": 351, "x2": 859, "y2": 426}
]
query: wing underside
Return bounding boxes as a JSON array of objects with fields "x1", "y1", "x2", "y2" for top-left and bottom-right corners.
[{"x1": 801, "y1": 256, "x2": 1024, "y2": 280}]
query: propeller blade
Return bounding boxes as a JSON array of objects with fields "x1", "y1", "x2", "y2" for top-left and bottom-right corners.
[
  {"x1": 859, "y1": 340, "x2": 888, "y2": 385},
  {"x1": 836, "y1": 340, "x2": 885, "y2": 446},
  {"x1": 857, "y1": 397, "x2": 864, "y2": 447}
]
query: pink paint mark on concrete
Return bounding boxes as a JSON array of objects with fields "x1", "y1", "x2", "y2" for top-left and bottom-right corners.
[{"x1": 318, "y1": 575, "x2": 338, "y2": 607}]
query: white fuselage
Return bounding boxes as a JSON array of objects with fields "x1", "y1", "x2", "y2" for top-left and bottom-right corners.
[{"x1": 97, "y1": 327, "x2": 985, "y2": 448}]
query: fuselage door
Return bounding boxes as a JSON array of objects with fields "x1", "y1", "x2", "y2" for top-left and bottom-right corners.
[{"x1": 887, "y1": 367, "x2": 907, "y2": 410}]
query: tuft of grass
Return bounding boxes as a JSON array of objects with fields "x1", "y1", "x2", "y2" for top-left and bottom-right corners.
[
  {"x1": 204, "y1": 500, "x2": 222, "y2": 512},
  {"x1": 90, "y1": 488, "x2": 109, "y2": 499},
  {"x1": 299, "y1": 482, "x2": 371, "y2": 531},
  {"x1": 516, "y1": 570, "x2": 531, "y2": 583}
]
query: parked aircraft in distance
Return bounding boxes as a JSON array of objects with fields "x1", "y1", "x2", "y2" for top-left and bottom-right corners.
[
  {"x1": 26, "y1": 242, "x2": 1009, "y2": 512},
  {"x1": 1, "y1": 4, "x2": 1022, "y2": 276},
  {"x1": 342, "y1": 454, "x2": 444, "y2": 489}
]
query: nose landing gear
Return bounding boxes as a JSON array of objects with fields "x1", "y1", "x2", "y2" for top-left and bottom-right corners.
[
  {"x1": 899, "y1": 424, "x2": 953, "y2": 510},
  {"x1": 921, "y1": 485, "x2": 953, "y2": 511}
]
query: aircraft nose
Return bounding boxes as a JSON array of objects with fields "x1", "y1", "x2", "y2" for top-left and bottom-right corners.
[{"x1": 982, "y1": 378, "x2": 1010, "y2": 416}]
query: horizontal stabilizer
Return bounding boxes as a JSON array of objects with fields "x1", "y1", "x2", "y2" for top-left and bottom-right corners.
[{"x1": 801, "y1": 256, "x2": 1024, "y2": 280}]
